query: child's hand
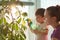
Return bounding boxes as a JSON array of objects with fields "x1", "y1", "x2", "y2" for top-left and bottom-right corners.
[
  {"x1": 41, "y1": 28, "x2": 48, "y2": 35},
  {"x1": 26, "y1": 18, "x2": 32, "y2": 27}
]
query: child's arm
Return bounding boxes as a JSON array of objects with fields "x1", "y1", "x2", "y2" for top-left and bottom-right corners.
[
  {"x1": 30, "y1": 27, "x2": 48, "y2": 35},
  {"x1": 40, "y1": 28, "x2": 48, "y2": 35},
  {"x1": 27, "y1": 20, "x2": 48, "y2": 35}
]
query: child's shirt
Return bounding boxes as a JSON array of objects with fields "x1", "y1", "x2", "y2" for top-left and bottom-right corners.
[{"x1": 35, "y1": 22, "x2": 48, "y2": 40}]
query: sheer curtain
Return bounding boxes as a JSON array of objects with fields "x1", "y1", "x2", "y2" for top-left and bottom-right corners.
[{"x1": 20, "y1": 0, "x2": 41, "y2": 40}]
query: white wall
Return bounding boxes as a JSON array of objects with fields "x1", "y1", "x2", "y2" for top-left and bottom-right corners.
[{"x1": 41, "y1": 0, "x2": 60, "y2": 9}]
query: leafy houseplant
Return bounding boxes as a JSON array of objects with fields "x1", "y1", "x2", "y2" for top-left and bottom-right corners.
[{"x1": 0, "y1": 0, "x2": 30, "y2": 40}]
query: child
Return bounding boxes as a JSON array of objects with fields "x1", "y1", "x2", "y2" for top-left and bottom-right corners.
[
  {"x1": 45, "y1": 5, "x2": 60, "y2": 40},
  {"x1": 28, "y1": 8, "x2": 48, "y2": 40}
]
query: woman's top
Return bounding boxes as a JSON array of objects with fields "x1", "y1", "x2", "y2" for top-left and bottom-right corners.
[{"x1": 51, "y1": 25, "x2": 60, "y2": 40}]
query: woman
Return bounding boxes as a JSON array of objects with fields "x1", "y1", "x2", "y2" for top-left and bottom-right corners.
[{"x1": 45, "y1": 5, "x2": 60, "y2": 40}]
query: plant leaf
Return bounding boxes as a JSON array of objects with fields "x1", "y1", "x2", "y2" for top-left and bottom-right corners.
[
  {"x1": 22, "y1": 12, "x2": 27, "y2": 17},
  {"x1": 0, "y1": 18, "x2": 3, "y2": 24},
  {"x1": 12, "y1": 23, "x2": 18, "y2": 30},
  {"x1": 3, "y1": 18, "x2": 6, "y2": 24},
  {"x1": 17, "y1": 18, "x2": 21, "y2": 24},
  {"x1": 21, "y1": 24, "x2": 27, "y2": 30},
  {"x1": 6, "y1": 16, "x2": 10, "y2": 20},
  {"x1": 20, "y1": 31, "x2": 26, "y2": 40}
]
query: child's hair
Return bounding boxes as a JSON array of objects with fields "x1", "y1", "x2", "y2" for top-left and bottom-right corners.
[
  {"x1": 46, "y1": 5, "x2": 60, "y2": 22},
  {"x1": 35, "y1": 8, "x2": 45, "y2": 17}
]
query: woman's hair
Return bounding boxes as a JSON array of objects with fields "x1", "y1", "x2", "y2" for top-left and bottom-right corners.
[
  {"x1": 46, "y1": 5, "x2": 60, "y2": 22},
  {"x1": 35, "y1": 8, "x2": 45, "y2": 17}
]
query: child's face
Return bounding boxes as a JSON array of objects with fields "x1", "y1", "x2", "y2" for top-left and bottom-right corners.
[{"x1": 36, "y1": 15, "x2": 45, "y2": 24}]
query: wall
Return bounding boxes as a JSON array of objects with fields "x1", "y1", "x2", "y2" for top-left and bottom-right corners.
[{"x1": 41, "y1": 0, "x2": 60, "y2": 8}]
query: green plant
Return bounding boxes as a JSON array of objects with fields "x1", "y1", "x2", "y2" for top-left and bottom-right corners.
[{"x1": 0, "y1": 0, "x2": 29, "y2": 40}]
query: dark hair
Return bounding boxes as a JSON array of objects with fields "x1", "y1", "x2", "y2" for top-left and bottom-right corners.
[
  {"x1": 35, "y1": 8, "x2": 45, "y2": 17},
  {"x1": 46, "y1": 5, "x2": 60, "y2": 22}
]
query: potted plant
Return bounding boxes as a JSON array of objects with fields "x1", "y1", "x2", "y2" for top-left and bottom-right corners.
[{"x1": 0, "y1": 0, "x2": 30, "y2": 40}]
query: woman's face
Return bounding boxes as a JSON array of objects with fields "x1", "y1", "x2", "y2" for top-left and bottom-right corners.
[
  {"x1": 44, "y1": 10, "x2": 53, "y2": 25},
  {"x1": 36, "y1": 15, "x2": 44, "y2": 24}
]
